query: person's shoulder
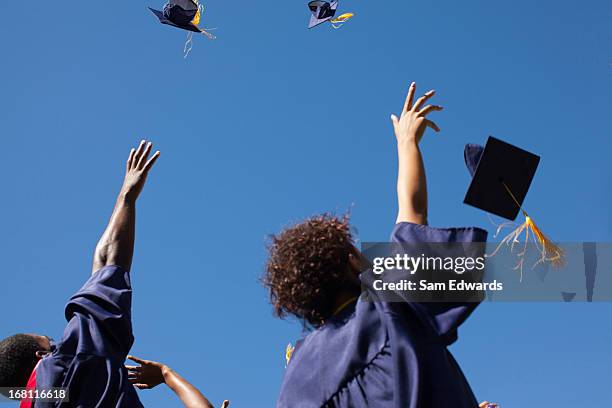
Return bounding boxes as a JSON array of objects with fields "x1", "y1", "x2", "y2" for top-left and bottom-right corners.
[{"x1": 279, "y1": 299, "x2": 388, "y2": 405}]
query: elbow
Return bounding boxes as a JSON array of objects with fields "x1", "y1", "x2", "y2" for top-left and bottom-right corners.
[
  {"x1": 397, "y1": 195, "x2": 428, "y2": 225},
  {"x1": 409, "y1": 205, "x2": 428, "y2": 225},
  {"x1": 94, "y1": 241, "x2": 131, "y2": 272},
  {"x1": 92, "y1": 244, "x2": 108, "y2": 274}
]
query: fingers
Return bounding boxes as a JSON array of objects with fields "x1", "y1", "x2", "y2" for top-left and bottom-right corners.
[
  {"x1": 134, "y1": 383, "x2": 151, "y2": 390},
  {"x1": 143, "y1": 151, "x2": 161, "y2": 173},
  {"x1": 412, "y1": 90, "x2": 435, "y2": 111},
  {"x1": 125, "y1": 365, "x2": 140, "y2": 371},
  {"x1": 390, "y1": 114, "x2": 399, "y2": 134},
  {"x1": 130, "y1": 141, "x2": 147, "y2": 170},
  {"x1": 127, "y1": 368, "x2": 143, "y2": 383},
  {"x1": 126, "y1": 366, "x2": 141, "y2": 380},
  {"x1": 126, "y1": 148, "x2": 136, "y2": 172},
  {"x1": 418, "y1": 105, "x2": 443, "y2": 117},
  {"x1": 127, "y1": 141, "x2": 160, "y2": 172},
  {"x1": 426, "y1": 120, "x2": 441, "y2": 132},
  {"x1": 136, "y1": 142, "x2": 153, "y2": 170},
  {"x1": 127, "y1": 355, "x2": 148, "y2": 365},
  {"x1": 403, "y1": 82, "x2": 416, "y2": 112}
]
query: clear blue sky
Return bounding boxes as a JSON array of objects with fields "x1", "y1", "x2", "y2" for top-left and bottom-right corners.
[{"x1": 1, "y1": 0, "x2": 611, "y2": 406}]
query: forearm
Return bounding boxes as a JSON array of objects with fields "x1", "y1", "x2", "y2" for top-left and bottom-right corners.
[
  {"x1": 163, "y1": 367, "x2": 213, "y2": 408},
  {"x1": 92, "y1": 189, "x2": 136, "y2": 273},
  {"x1": 396, "y1": 140, "x2": 428, "y2": 225}
]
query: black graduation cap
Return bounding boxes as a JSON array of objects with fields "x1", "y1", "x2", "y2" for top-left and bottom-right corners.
[
  {"x1": 463, "y1": 136, "x2": 540, "y2": 221},
  {"x1": 464, "y1": 136, "x2": 564, "y2": 270},
  {"x1": 308, "y1": 0, "x2": 338, "y2": 28},
  {"x1": 149, "y1": 0, "x2": 203, "y2": 33}
]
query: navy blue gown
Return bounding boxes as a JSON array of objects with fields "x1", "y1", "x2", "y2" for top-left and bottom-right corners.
[
  {"x1": 277, "y1": 222, "x2": 488, "y2": 408},
  {"x1": 31, "y1": 265, "x2": 143, "y2": 408}
]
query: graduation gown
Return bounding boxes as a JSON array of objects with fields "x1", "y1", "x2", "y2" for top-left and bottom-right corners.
[
  {"x1": 24, "y1": 265, "x2": 143, "y2": 408},
  {"x1": 277, "y1": 222, "x2": 488, "y2": 408}
]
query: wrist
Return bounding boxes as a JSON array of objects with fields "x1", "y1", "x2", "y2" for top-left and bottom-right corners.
[
  {"x1": 161, "y1": 365, "x2": 174, "y2": 383},
  {"x1": 118, "y1": 188, "x2": 137, "y2": 205},
  {"x1": 397, "y1": 138, "x2": 419, "y2": 151}
]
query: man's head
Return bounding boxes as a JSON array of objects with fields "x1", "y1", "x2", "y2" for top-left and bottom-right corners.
[
  {"x1": 263, "y1": 214, "x2": 367, "y2": 328},
  {"x1": 0, "y1": 334, "x2": 51, "y2": 388}
]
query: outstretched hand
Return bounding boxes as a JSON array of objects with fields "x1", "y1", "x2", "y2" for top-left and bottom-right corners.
[
  {"x1": 125, "y1": 355, "x2": 166, "y2": 390},
  {"x1": 122, "y1": 140, "x2": 161, "y2": 202},
  {"x1": 126, "y1": 355, "x2": 230, "y2": 408},
  {"x1": 391, "y1": 82, "x2": 442, "y2": 145}
]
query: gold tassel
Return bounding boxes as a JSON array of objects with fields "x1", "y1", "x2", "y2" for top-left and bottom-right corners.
[
  {"x1": 330, "y1": 12, "x2": 354, "y2": 29},
  {"x1": 525, "y1": 216, "x2": 565, "y2": 268},
  {"x1": 285, "y1": 343, "x2": 295, "y2": 367},
  {"x1": 487, "y1": 183, "x2": 565, "y2": 280}
]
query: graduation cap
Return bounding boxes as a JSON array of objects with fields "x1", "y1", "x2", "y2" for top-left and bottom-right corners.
[
  {"x1": 149, "y1": 0, "x2": 203, "y2": 33},
  {"x1": 464, "y1": 136, "x2": 564, "y2": 272},
  {"x1": 149, "y1": 0, "x2": 215, "y2": 57},
  {"x1": 308, "y1": 1, "x2": 339, "y2": 28}
]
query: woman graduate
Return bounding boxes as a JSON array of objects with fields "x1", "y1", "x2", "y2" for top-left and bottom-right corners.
[{"x1": 264, "y1": 83, "x2": 490, "y2": 408}]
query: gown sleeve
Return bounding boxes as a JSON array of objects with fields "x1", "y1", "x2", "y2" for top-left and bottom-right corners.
[
  {"x1": 59, "y1": 265, "x2": 134, "y2": 359},
  {"x1": 389, "y1": 222, "x2": 488, "y2": 345},
  {"x1": 32, "y1": 266, "x2": 142, "y2": 408}
]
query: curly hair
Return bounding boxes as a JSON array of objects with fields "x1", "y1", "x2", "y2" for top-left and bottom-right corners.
[
  {"x1": 263, "y1": 214, "x2": 357, "y2": 328},
  {"x1": 0, "y1": 334, "x2": 41, "y2": 390}
]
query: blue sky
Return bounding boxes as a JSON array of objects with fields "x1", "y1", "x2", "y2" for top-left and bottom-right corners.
[{"x1": 1, "y1": 0, "x2": 611, "y2": 406}]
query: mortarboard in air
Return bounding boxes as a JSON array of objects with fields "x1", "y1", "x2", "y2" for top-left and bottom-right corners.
[
  {"x1": 464, "y1": 136, "x2": 564, "y2": 271},
  {"x1": 308, "y1": 1, "x2": 339, "y2": 28},
  {"x1": 464, "y1": 136, "x2": 540, "y2": 220},
  {"x1": 149, "y1": 0, "x2": 215, "y2": 57},
  {"x1": 149, "y1": 0, "x2": 203, "y2": 33}
]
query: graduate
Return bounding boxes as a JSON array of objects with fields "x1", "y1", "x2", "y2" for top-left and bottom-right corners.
[
  {"x1": 0, "y1": 141, "x2": 160, "y2": 407},
  {"x1": 264, "y1": 82, "x2": 492, "y2": 408}
]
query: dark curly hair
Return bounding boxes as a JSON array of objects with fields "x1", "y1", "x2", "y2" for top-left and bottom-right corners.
[
  {"x1": 263, "y1": 214, "x2": 358, "y2": 328},
  {"x1": 0, "y1": 334, "x2": 40, "y2": 390}
]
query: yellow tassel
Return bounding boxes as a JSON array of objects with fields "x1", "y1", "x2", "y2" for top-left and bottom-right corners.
[
  {"x1": 285, "y1": 343, "x2": 295, "y2": 367},
  {"x1": 487, "y1": 182, "x2": 565, "y2": 279},
  {"x1": 330, "y1": 12, "x2": 354, "y2": 28},
  {"x1": 330, "y1": 12, "x2": 354, "y2": 23},
  {"x1": 191, "y1": 5, "x2": 201, "y2": 26},
  {"x1": 524, "y1": 216, "x2": 565, "y2": 268},
  {"x1": 488, "y1": 213, "x2": 565, "y2": 280}
]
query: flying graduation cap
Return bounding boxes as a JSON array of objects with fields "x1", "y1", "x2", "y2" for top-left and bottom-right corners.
[
  {"x1": 149, "y1": 0, "x2": 215, "y2": 57},
  {"x1": 307, "y1": 1, "x2": 354, "y2": 29},
  {"x1": 308, "y1": 1, "x2": 338, "y2": 28},
  {"x1": 464, "y1": 136, "x2": 564, "y2": 273}
]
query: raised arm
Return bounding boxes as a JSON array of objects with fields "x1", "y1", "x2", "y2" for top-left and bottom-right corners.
[
  {"x1": 390, "y1": 82, "x2": 442, "y2": 225},
  {"x1": 126, "y1": 356, "x2": 229, "y2": 408},
  {"x1": 92, "y1": 140, "x2": 160, "y2": 273}
]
